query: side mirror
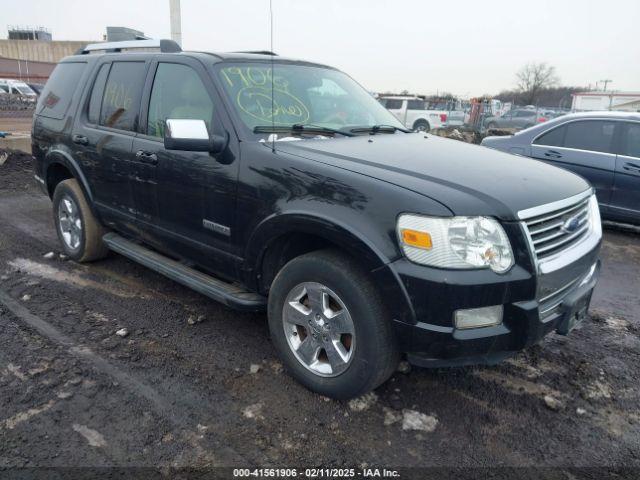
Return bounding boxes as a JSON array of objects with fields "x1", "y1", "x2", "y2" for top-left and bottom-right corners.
[{"x1": 164, "y1": 119, "x2": 227, "y2": 154}]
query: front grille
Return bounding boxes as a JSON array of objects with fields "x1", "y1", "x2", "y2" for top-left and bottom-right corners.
[{"x1": 522, "y1": 196, "x2": 591, "y2": 261}]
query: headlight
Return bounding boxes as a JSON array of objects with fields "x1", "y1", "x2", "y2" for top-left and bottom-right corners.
[{"x1": 397, "y1": 214, "x2": 514, "y2": 273}]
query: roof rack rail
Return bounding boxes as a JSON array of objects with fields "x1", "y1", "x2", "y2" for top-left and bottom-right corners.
[
  {"x1": 232, "y1": 50, "x2": 278, "y2": 56},
  {"x1": 75, "y1": 39, "x2": 182, "y2": 55}
]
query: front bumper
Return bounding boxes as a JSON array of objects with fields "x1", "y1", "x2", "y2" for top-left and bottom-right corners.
[{"x1": 388, "y1": 249, "x2": 601, "y2": 368}]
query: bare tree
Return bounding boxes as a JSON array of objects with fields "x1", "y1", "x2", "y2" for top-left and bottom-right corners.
[{"x1": 516, "y1": 63, "x2": 559, "y2": 105}]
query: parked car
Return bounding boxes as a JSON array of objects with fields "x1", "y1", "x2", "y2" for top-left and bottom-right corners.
[
  {"x1": 379, "y1": 96, "x2": 448, "y2": 131},
  {"x1": 0, "y1": 79, "x2": 38, "y2": 99},
  {"x1": 33, "y1": 39, "x2": 601, "y2": 399},
  {"x1": 484, "y1": 108, "x2": 541, "y2": 131},
  {"x1": 482, "y1": 112, "x2": 640, "y2": 224}
]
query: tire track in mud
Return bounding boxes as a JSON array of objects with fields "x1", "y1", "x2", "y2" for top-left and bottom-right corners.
[{"x1": 0, "y1": 290, "x2": 245, "y2": 466}]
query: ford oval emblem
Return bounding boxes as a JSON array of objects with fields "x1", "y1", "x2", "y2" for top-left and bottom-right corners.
[{"x1": 561, "y1": 215, "x2": 582, "y2": 233}]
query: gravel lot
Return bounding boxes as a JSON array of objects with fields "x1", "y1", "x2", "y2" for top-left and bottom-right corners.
[{"x1": 0, "y1": 150, "x2": 639, "y2": 478}]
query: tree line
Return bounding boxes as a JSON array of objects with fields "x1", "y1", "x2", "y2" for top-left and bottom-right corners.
[{"x1": 493, "y1": 62, "x2": 584, "y2": 109}]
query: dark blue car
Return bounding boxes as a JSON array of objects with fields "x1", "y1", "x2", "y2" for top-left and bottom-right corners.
[{"x1": 482, "y1": 112, "x2": 640, "y2": 224}]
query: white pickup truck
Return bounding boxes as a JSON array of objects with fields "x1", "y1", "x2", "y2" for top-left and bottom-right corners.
[{"x1": 379, "y1": 95, "x2": 448, "y2": 131}]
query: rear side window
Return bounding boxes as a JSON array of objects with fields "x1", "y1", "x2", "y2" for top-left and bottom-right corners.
[
  {"x1": 564, "y1": 120, "x2": 615, "y2": 154},
  {"x1": 407, "y1": 99, "x2": 425, "y2": 110},
  {"x1": 99, "y1": 61, "x2": 146, "y2": 131},
  {"x1": 534, "y1": 125, "x2": 566, "y2": 147},
  {"x1": 37, "y1": 62, "x2": 87, "y2": 119},
  {"x1": 384, "y1": 99, "x2": 403, "y2": 109},
  {"x1": 87, "y1": 64, "x2": 110, "y2": 124},
  {"x1": 622, "y1": 123, "x2": 640, "y2": 158}
]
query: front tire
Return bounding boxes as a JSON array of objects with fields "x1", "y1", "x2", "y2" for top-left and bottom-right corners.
[
  {"x1": 52, "y1": 179, "x2": 108, "y2": 262},
  {"x1": 268, "y1": 250, "x2": 399, "y2": 399}
]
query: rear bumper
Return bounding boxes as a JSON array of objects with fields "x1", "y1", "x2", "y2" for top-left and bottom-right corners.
[{"x1": 388, "y1": 251, "x2": 600, "y2": 368}]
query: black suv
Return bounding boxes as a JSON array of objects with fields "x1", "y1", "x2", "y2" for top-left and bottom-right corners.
[{"x1": 32, "y1": 39, "x2": 602, "y2": 399}]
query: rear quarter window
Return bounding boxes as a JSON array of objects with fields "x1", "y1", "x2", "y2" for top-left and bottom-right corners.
[
  {"x1": 533, "y1": 125, "x2": 566, "y2": 147},
  {"x1": 36, "y1": 62, "x2": 87, "y2": 119},
  {"x1": 384, "y1": 99, "x2": 403, "y2": 109},
  {"x1": 407, "y1": 99, "x2": 425, "y2": 110}
]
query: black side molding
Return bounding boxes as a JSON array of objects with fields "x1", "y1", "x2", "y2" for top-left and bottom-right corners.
[{"x1": 102, "y1": 233, "x2": 266, "y2": 312}]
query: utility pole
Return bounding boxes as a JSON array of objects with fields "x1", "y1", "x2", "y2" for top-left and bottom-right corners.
[
  {"x1": 169, "y1": 0, "x2": 182, "y2": 47},
  {"x1": 600, "y1": 79, "x2": 612, "y2": 91}
]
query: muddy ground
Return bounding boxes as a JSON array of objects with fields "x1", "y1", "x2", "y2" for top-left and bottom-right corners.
[{"x1": 0, "y1": 150, "x2": 639, "y2": 478}]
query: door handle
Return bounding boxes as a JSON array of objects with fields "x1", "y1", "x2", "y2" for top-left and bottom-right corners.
[
  {"x1": 623, "y1": 162, "x2": 640, "y2": 173},
  {"x1": 544, "y1": 150, "x2": 562, "y2": 159},
  {"x1": 135, "y1": 150, "x2": 158, "y2": 166},
  {"x1": 72, "y1": 134, "x2": 89, "y2": 145}
]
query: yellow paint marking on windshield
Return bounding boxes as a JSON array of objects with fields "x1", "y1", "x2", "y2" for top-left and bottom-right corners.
[
  {"x1": 236, "y1": 87, "x2": 309, "y2": 124},
  {"x1": 222, "y1": 66, "x2": 310, "y2": 124}
]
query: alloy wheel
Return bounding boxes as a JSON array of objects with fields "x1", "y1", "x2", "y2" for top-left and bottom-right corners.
[
  {"x1": 282, "y1": 282, "x2": 356, "y2": 377},
  {"x1": 58, "y1": 194, "x2": 82, "y2": 251}
]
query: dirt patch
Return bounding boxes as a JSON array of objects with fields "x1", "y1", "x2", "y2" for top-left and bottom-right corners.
[{"x1": 0, "y1": 149, "x2": 36, "y2": 193}]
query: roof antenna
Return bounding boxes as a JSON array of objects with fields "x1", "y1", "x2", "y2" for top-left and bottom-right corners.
[{"x1": 270, "y1": 0, "x2": 276, "y2": 153}]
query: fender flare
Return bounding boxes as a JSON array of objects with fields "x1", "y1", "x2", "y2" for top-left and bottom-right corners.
[
  {"x1": 245, "y1": 212, "x2": 417, "y2": 324},
  {"x1": 412, "y1": 118, "x2": 430, "y2": 130},
  {"x1": 247, "y1": 212, "x2": 390, "y2": 272},
  {"x1": 44, "y1": 148, "x2": 94, "y2": 202}
]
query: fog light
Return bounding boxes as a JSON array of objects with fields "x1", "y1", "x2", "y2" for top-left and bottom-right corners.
[{"x1": 454, "y1": 305, "x2": 503, "y2": 329}]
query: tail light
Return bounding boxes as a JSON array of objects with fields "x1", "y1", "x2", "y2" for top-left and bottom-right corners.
[
  {"x1": 538, "y1": 117, "x2": 547, "y2": 123},
  {"x1": 440, "y1": 113, "x2": 447, "y2": 123}
]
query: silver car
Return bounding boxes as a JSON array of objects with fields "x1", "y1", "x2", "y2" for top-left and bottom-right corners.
[{"x1": 484, "y1": 109, "x2": 540, "y2": 130}]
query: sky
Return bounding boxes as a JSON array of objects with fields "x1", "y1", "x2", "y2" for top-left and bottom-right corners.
[{"x1": 3, "y1": 0, "x2": 639, "y2": 97}]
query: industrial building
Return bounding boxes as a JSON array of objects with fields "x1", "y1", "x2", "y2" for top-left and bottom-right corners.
[
  {"x1": 0, "y1": 26, "x2": 147, "y2": 83},
  {"x1": 571, "y1": 91, "x2": 640, "y2": 112}
]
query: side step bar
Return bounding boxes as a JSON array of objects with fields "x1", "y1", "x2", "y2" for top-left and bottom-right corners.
[{"x1": 102, "y1": 233, "x2": 266, "y2": 312}]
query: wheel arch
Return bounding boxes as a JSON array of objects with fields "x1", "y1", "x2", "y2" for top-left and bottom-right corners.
[
  {"x1": 44, "y1": 150, "x2": 93, "y2": 201},
  {"x1": 412, "y1": 118, "x2": 431, "y2": 130},
  {"x1": 44, "y1": 149, "x2": 103, "y2": 222},
  {"x1": 246, "y1": 212, "x2": 416, "y2": 324}
]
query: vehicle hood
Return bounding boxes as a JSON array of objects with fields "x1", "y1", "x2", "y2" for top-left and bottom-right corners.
[{"x1": 274, "y1": 133, "x2": 590, "y2": 220}]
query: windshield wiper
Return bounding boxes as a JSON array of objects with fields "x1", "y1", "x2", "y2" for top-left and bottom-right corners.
[
  {"x1": 349, "y1": 124, "x2": 411, "y2": 134},
  {"x1": 253, "y1": 124, "x2": 355, "y2": 137}
]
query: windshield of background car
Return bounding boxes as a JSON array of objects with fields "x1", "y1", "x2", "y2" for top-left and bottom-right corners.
[
  {"x1": 16, "y1": 86, "x2": 34, "y2": 95},
  {"x1": 216, "y1": 62, "x2": 404, "y2": 133}
]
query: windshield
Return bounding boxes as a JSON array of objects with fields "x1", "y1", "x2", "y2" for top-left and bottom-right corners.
[
  {"x1": 216, "y1": 62, "x2": 404, "y2": 134},
  {"x1": 16, "y1": 85, "x2": 34, "y2": 95}
]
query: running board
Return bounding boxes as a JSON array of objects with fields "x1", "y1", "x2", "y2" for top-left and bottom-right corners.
[{"x1": 102, "y1": 233, "x2": 266, "y2": 312}]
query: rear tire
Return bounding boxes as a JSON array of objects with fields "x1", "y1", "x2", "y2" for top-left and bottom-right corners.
[
  {"x1": 52, "y1": 179, "x2": 108, "y2": 262},
  {"x1": 413, "y1": 120, "x2": 430, "y2": 132},
  {"x1": 267, "y1": 249, "x2": 399, "y2": 399}
]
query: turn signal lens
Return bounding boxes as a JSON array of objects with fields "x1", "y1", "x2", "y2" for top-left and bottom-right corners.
[
  {"x1": 401, "y1": 229, "x2": 432, "y2": 249},
  {"x1": 397, "y1": 214, "x2": 514, "y2": 272}
]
